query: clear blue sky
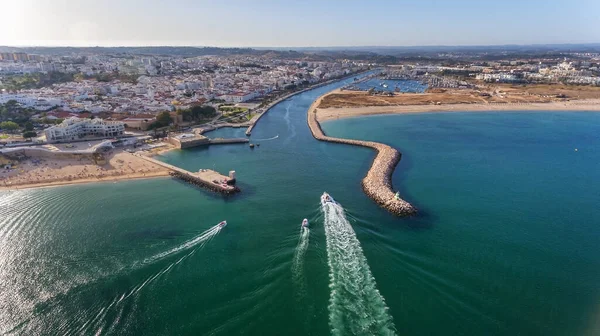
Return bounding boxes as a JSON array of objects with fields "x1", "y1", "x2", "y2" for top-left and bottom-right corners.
[{"x1": 3, "y1": 0, "x2": 599, "y2": 47}]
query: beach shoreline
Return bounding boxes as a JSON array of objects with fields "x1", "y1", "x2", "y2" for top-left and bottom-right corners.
[
  {"x1": 316, "y1": 96, "x2": 600, "y2": 122},
  {"x1": 0, "y1": 171, "x2": 170, "y2": 191},
  {"x1": 0, "y1": 148, "x2": 172, "y2": 192}
]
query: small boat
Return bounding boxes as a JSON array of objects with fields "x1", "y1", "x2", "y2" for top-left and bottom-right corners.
[
  {"x1": 302, "y1": 218, "x2": 309, "y2": 227},
  {"x1": 218, "y1": 220, "x2": 227, "y2": 228},
  {"x1": 321, "y1": 192, "x2": 335, "y2": 205},
  {"x1": 249, "y1": 143, "x2": 255, "y2": 148}
]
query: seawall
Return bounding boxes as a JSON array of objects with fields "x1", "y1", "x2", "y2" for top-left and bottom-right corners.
[{"x1": 307, "y1": 93, "x2": 417, "y2": 217}]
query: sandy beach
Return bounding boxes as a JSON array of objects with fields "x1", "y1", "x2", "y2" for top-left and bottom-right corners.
[
  {"x1": 0, "y1": 150, "x2": 171, "y2": 191},
  {"x1": 316, "y1": 98, "x2": 600, "y2": 122}
]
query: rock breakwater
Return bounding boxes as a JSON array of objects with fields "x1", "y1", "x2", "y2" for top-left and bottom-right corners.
[{"x1": 307, "y1": 95, "x2": 417, "y2": 216}]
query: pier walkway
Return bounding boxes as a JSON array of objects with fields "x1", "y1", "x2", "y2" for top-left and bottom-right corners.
[{"x1": 137, "y1": 154, "x2": 239, "y2": 194}]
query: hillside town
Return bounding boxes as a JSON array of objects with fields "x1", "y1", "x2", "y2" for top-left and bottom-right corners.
[
  {"x1": 0, "y1": 51, "x2": 369, "y2": 144},
  {"x1": 2, "y1": 48, "x2": 600, "y2": 145}
]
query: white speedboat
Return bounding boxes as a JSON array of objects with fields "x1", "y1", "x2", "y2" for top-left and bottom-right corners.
[
  {"x1": 321, "y1": 192, "x2": 335, "y2": 205},
  {"x1": 302, "y1": 218, "x2": 309, "y2": 227},
  {"x1": 218, "y1": 220, "x2": 227, "y2": 228}
]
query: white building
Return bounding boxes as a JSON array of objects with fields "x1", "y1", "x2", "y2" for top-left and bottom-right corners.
[{"x1": 44, "y1": 117, "x2": 125, "y2": 142}]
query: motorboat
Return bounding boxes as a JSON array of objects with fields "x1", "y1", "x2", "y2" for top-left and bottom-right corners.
[
  {"x1": 218, "y1": 220, "x2": 227, "y2": 228},
  {"x1": 302, "y1": 218, "x2": 309, "y2": 227},
  {"x1": 321, "y1": 192, "x2": 335, "y2": 205}
]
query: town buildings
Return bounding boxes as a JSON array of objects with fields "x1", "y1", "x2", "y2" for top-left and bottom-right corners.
[{"x1": 44, "y1": 117, "x2": 125, "y2": 142}]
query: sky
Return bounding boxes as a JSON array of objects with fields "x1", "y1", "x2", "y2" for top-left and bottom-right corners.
[{"x1": 2, "y1": 0, "x2": 600, "y2": 47}]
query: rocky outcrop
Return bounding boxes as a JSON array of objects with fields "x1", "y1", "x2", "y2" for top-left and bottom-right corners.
[{"x1": 307, "y1": 97, "x2": 417, "y2": 216}]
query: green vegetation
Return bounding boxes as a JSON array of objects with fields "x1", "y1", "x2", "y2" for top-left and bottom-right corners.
[
  {"x1": 0, "y1": 100, "x2": 37, "y2": 125},
  {"x1": 39, "y1": 118, "x2": 64, "y2": 125},
  {"x1": 219, "y1": 106, "x2": 248, "y2": 114},
  {"x1": 0, "y1": 72, "x2": 75, "y2": 91},
  {"x1": 0, "y1": 121, "x2": 19, "y2": 131},
  {"x1": 177, "y1": 105, "x2": 217, "y2": 122},
  {"x1": 148, "y1": 111, "x2": 173, "y2": 129},
  {"x1": 22, "y1": 131, "x2": 37, "y2": 139}
]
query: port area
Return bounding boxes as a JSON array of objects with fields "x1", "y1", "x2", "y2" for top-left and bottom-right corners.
[{"x1": 138, "y1": 155, "x2": 239, "y2": 194}]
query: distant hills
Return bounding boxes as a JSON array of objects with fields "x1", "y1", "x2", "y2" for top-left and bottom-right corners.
[{"x1": 1, "y1": 44, "x2": 599, "y2": 63}]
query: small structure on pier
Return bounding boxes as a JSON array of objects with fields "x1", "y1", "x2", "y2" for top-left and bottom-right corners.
[
  {"x1": 169, "y1": 168, "x2": 240, "y2": 194},
  {"x1": 137, "y1": 154, "x2": 240, "y2": 194}
]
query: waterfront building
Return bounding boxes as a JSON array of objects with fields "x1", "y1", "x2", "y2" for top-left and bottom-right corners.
[{"x1": 44, "y1": 117, "x2": 125, "y2": 142}]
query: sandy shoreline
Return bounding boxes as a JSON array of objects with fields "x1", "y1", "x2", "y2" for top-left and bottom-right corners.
[
  {"x1": 0, "y1": 171, "x2": 170, "y2": 191},
  {"x1": 0, "y1": 149, "x2": 172, "y2": 192},
  {"x1": 316, "y1": 99, "x2": 600, "y2": 122}
]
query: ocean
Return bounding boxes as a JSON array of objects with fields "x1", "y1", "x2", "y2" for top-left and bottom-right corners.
[{"x1": 1, "y1": 76, "x2": 600, "y2": 335}]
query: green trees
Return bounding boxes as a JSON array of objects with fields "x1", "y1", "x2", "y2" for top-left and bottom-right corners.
[
  {"x1": 0, "y1": 121, "x2": 19, "y2": 131},
  {"x1": 148, "y1": 111, "x2": 173, "y2": 129},
  {"x1": 22, "y1": 131, "x2": 37, "y2": 139},
  {"x1": 0, "y1": 101, "x2": 36, "y2": 125},
  {"x1": 177, "y1": 105, "x2": 217, "y2": 122},
  {"x1": 0, "y1": 72, "x2": 75, "y2": 91},
  {"x1": 156, "y1": 111, "x2": 173, "y2": 125}
]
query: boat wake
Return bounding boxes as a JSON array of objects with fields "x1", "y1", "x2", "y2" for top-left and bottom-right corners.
[
  {"x1": 322, "y1": 197, "x2": 397, "y2": 335},
  {"x1": 292, "y1": 226, "x2": 310, "y2": 293},
  {"x1": 252, "y1": 134, "x2": 279, "y2": 141},
  {"x1": 9, "y1": 222, "x2": 226, "y2": 335},
  {"x1": 143, "y1": 223, "x2": 224, "y2": 264},
  {"x1": 283, "y1": 103, "x2": 296, "y2": 143}
]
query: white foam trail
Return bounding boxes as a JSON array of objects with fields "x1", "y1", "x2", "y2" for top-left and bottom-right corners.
[
  {"x1": 144, "y1": 224, "x2": 222, "y2": 263},
  {"x1": 292, "y1": 227, "x2": 310, "y2": 290},
  {"x1": 79, "y1": 224, "x2": 223, "y2": 334},
  {"x1": 252, "y1": 134, "x2": 279, "y2": 141},
  {"x1": 322, "y1": 201, "x2": 397, "y2": 336},
  {"x1": 283, "y1": 103, "x2": 296, "y2": 143}
]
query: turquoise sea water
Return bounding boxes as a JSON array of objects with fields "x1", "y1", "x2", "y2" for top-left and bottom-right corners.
[{"x1": 1, "y1": 75, "x2": 600, "y2": 335}]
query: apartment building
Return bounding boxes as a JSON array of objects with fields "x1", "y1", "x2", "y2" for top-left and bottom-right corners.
[{"x1": 44, "y1": 117, "x2": 125, "y2": 142}]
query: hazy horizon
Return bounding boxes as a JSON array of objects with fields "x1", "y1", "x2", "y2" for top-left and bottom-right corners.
[
  {"x1": 2, "y1": 0, "x2": 599, "y2": 48},
  {"x1": 2, "y1": 42, "x2": 600, "y2": 49}
]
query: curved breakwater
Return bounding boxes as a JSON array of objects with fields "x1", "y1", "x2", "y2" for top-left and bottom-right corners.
[{"x1": 307, "y1": 94, "x2": 417, "y2": 216}]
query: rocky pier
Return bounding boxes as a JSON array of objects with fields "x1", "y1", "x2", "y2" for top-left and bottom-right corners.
[{"x1": 306, "y1": 94, "x2": 417, "y2": 217}]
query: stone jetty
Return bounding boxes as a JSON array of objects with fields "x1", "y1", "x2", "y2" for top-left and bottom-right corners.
[
  {"x1": 307, "y1": 94, "x2": 417, "y2": 216},
  {"x1": 138, "y1": 155, "x2": 240, "y2": 194},
  {"x1": 168, "y1": 171, "x2": 240, "y2": 194}
]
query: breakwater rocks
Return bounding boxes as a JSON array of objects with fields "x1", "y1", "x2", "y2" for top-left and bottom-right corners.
[
  {"x1": 169, "y1": 171, "x2": 240, "y2": 194},
  {"x1": 307, "y1": 98, "x2": 417, "y2": 217}
]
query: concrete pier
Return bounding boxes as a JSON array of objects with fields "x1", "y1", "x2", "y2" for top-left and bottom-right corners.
[
  {"x1": 306, "y1": 93, "x2": 417, "y2": 217},
  {"x1": 138, "y1": 155, "x2": 240, "y2": 194}
]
